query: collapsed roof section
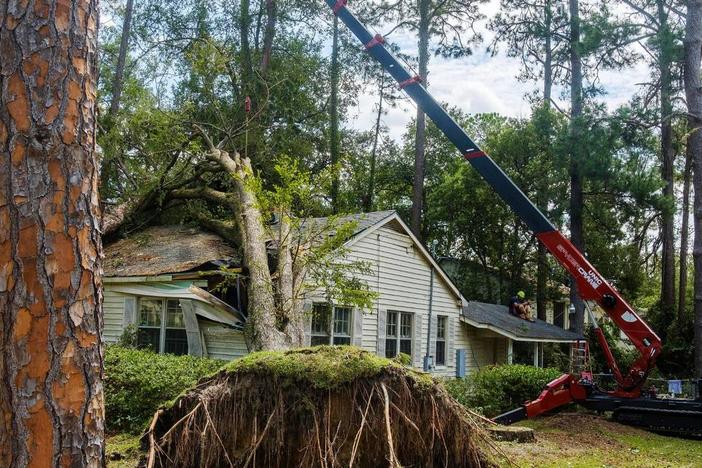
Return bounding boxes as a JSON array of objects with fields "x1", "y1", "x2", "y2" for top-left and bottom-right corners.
[{"x1": 103, "y1": 225, "x2": 239, "y2": 277}]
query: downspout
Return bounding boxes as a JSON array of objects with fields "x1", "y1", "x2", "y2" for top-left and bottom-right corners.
[{"x1": 423, "y1": 267, "x2": 434, "y2": 371}]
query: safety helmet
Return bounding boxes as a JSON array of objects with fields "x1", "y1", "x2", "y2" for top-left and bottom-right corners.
[{"x1": 517, "y1": 291, "x2": 525, "y2": 299}]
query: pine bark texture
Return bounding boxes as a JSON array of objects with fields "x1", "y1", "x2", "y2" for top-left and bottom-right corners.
[
  {"x1": 568, "y1": 0, "x2": 585, "y2": 335},
  {"x1": 0, "y1": 0, "x2": 104, "y2": 465},
  {"x1": 411, "y1": 0, "x2": 429, "y2": 238},
  {"x1": 685, "y1": 0, "x2": 702, "y2": 379}
]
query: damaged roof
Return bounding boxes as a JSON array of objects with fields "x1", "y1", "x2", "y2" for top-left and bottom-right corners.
[
  {"x1": 103, "y1": 225, "x2": 238, "y2": 277},
  {"x1": 461, "y1": 301, "x2": 584, "y2": 342}
]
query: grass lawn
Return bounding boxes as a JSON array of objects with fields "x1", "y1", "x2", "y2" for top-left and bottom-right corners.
[
  {"x1": 495, "y1": 412, "x2": 702, "y2": 467},
  {"x1": 106, "y1": 433, "x2": 142, "y2": 467},
  {"x1": 106, "y1": 412, "x2": 701, "y2": 467}
]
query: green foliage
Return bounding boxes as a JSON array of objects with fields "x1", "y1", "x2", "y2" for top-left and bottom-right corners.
[
  {"x1": 585, "y1": 320, "x2": 638, "y2": 377},
  {"x1": 250, "y1": 157, "x2": 379, "y2": 311},
  {"x1": 116, "y1": 324, "x2": 138, "y2": 349},
  {"x1": 427, "y1": 109, "x2": 569, "y2": 304},
  {"x1": 542, "y1": 343, "x2": 571, "y2": 372},
  {"x1": 223, "y1": 345, "x2": 433, "y2": 390},
  {"x1": 444, "y1": 364, "x2": 562, "y2": 417},
  {"x1": 393, "y1": 352, "x2": 412, "y2": 366},
  {"x1": 104, "y1": 346, "x2": 224, "y2": 433},
  {"x1": 644, "y1": 300, "x2": 696, "y2": 378}
]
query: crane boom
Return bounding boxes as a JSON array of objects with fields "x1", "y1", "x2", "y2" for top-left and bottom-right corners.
[{"x1": 325, "y1": 0, "x2": 661, "y2": 396}]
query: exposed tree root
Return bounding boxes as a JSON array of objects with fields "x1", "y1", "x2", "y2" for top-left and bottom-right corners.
[{"x1": 143, "y1": 348, "x2": 495, "y2": 467}]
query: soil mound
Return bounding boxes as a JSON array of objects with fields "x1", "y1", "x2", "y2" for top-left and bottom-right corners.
[{"x1": 144, "y1": 346, "x2": 494, "y2": 467}]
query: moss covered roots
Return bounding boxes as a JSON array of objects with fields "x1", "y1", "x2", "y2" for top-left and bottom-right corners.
[{"x1": 143, "y1": 346, "x2": 493, "y2": 467}]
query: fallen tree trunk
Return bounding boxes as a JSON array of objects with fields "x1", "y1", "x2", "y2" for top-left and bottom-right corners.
[{"x1": 143, "y1": 347, "x2": 494, "y2": 467}]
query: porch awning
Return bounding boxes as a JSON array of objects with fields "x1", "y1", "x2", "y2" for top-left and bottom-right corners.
[{"x1": 460, "y1": 301, "x2": 583, "y2": 343}]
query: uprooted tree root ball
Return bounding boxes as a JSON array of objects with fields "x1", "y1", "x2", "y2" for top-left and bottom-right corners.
[{"x1": 143, "y1": 346, "x2": 496, "y2": 467}]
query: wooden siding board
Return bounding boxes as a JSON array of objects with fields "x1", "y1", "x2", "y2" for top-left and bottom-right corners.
[
  {"x1": 103, "y1": 287, "x2": 127, "y2": 343},
  {"x1": 201, "y1": 321, "x2": 247, "y2": 361},
  {"x1": 346, "y1": 227, "x2": 462, "y2": 378}
]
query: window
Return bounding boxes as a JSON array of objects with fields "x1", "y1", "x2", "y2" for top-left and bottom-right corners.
[
  {"x1": 311, "y1": 304, "x2": 353, "y2": 345},
  {"x1": 435, "y1": 316, "x2": 447, "y2": 366},
  {"x1": 137, "y1": 298, "x2": 188, "y2": 355},
  {"x1": 385, "y1": 311, "x2": 413, "y2": 359},
  {"x1": 332, "y1": 307, "x2": 352, "y2": 345}
]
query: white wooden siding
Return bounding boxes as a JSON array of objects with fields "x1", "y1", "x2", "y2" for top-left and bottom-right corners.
[
  {"x1": 305, "y1": 226, "x2": 464, "y2": 378},
  {"x1": 103, "y1": 286, "x2": 127, "y2": 343},
  {"x1": 200, "y1": 320, "x2": 248, "y2": 361},
  {"x1": 455, "y1": 323, "x2": 509, "y2": 374},
  {"x1": 103, "y1": 285, "x2": 247, "y2": 361}
]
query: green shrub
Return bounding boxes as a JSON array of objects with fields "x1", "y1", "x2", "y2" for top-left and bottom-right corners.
[
  {"x1": 116, "y1": 324, "x2": 138, "y2": 348},
  {"x1": 105, "y1": 345, "x2": 224, "y2": 433},
  {"x1": 393, "y1": 352, "x2": 412, "y2": 366},
  {"x1": 444, "y1": 364, "x2": 562, "y2": 417}
]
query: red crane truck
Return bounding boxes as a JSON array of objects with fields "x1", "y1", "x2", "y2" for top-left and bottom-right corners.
[{"x1": 326, "y1": 0, "x2": 702, "y2": 436}]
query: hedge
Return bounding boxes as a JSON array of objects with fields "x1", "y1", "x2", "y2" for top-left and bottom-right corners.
[
  {"x1": 444, "y1": 364, "x2": 562, "y2": 417},
  {"x1": 105, "y1": 346, "x2": 224, "y2": 433}
]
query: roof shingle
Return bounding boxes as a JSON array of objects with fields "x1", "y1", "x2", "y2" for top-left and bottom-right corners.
[
  {"x1": 461, "y1": 301, "x2": 583, "y2": 342},
  {"x1": 103, "y1": 225, "x2": 238, "y2": 277}
]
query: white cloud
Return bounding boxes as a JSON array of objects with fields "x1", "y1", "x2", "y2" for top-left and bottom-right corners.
[{"x1": 345, "y1": 2, "x2": 653, "y2": 142}]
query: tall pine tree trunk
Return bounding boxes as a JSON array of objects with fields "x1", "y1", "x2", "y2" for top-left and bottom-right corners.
[
  {"x1": 330, "y1": 15, "x2": 341, "y2": 213},
  {"x1": 411, "y1": 0, "x2": 430, "y2": 238},
  {"x1": 679, "y1": 147, "x2": 693, "y2": 320},
  {"x1": 259, "y1": 0, "x2": 277, "y2": 76},
  {"x1": 109, "y1": 0, "x2": 134, "y2": 116},
  {"x1": 240, "y1": 0, "x2": 254, "y2": 94},
  {"x1": 364, "y1": 83, "x2": 384, "y2": 212},
  {"x1": 684, "y1": 0, "x2": 702, "y2": 379},
  {"x1": 0, "y1": 0, "x2": 104, "y2": 464},
  {"x1": 537, "y1": 0, "x2": 554, "y2": 322},
  {"x1": 103, "y1": 0, "x2": 135, "y2": 192},
  {"x1": 569, "y1": 0, "x2": 585, "y2": 335},
  {"x1": 658, "y1": 0, "x2": 676, "y2": 316}
]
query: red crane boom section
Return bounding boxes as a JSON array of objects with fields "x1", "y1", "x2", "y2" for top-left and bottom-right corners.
[{"x1": 325, "y1": 0, "x2": 662, "y2": 397}]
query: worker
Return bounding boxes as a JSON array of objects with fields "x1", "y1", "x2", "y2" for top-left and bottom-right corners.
[{"x1": 509, "y1": 291, "x2": 535, "y2": 322}]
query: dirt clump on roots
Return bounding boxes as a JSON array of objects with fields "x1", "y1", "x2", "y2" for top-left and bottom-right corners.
[{"x1": 143, "y1": 346, "x2": 495, "y2": 467}]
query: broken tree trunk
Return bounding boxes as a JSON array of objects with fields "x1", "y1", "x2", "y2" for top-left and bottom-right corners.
[{"x1": 195, "y1": 128, "x2": 293, "y2": 350}]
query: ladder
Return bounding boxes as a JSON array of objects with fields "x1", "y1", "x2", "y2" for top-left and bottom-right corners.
[{"x1": 570, "y1": 340, "x2": 592, "y2": 378}]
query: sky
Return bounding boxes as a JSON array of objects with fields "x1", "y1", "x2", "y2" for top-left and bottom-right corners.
[{"x1": 346, "y1": 1, "x2": 652, "y2": 141}]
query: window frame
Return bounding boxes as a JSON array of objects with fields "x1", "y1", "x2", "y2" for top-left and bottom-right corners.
[
  {"x1": 137, "y1": 297, "x2": 188, "y2": 355},
  {"x1": 385, "y1": 311, "x2": 413, "y2": 359},
  {"x1": 310, "y1": 303, "x2": 354, "y2": 346},
  {"x1": 435, "y1": 315, "x2": 447, "y2": 367}
]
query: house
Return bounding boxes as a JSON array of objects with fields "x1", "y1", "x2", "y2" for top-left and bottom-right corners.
[
  {"x1": 460, "y1": 301, "x2": 582, "y2": 369},
  {"x1": 102, "y1": 212, "x2": 582, "y2": 377},
  {"x1": 102, "y1": 225, "x2": 248, "y2": 361}
]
